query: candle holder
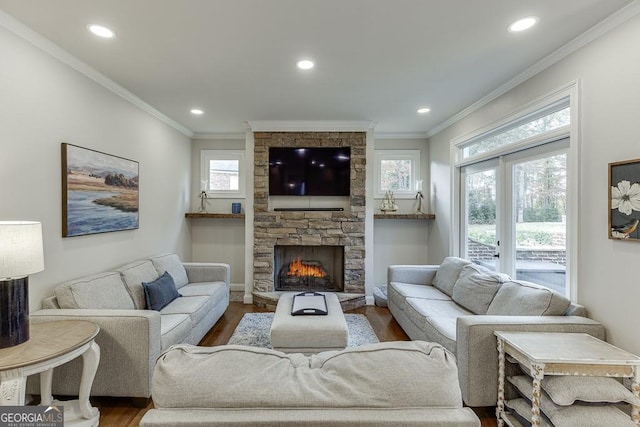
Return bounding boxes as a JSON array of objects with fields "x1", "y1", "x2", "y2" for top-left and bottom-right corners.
[{"x1": 198, "y1": 191, "x2": 208, "y2": 213}]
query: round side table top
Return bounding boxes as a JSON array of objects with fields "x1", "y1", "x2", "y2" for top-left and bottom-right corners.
[{"x1": 0, "y1": 320, "x2": 100, "y2": 371}]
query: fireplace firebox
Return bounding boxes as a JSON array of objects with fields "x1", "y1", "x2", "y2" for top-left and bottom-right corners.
[{"x1": 274, "y1": 245, "x2": 344, "y2": 292}]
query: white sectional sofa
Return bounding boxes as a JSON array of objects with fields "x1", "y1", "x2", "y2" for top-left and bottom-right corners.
[
  {"x1": 28, "y1": 254, "x2": 230, "y2": 399},
  {"x1": 388, "y1": 257, "x2": 606, "y2": 407},
  {"x1": 140, "y1": 341, "x2": 481, "y2": 427}
]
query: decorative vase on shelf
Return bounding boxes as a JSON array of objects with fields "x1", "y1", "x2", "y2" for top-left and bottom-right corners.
[{"x1": 380, "y1": 190, "x2": 398, "y2": 212}]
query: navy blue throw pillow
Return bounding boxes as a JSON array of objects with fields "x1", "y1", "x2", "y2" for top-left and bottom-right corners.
[{"x1": 142, "y1": 271, "x2": 181, "y2": 311}]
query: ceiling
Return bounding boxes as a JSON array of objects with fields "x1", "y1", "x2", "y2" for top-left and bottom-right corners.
[{"x1": 0, "y1": 0, "x2": 634, "y2": 137}]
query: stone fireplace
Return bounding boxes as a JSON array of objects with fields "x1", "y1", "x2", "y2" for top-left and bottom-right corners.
[
  {"x1": 274, "y1": 245, "x2": 344, "y2": 292},
  {"x1": 253, "y1": 131, "x2": 366, "y2": 309}
]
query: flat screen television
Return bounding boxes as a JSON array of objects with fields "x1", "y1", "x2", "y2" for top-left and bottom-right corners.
[{"x1": 269, "y1": 147, "x2": 351, "y2": 196}]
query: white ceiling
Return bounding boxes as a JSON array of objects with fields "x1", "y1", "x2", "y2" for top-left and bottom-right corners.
[{"x1": 0, "y1": 0, "x2": 635, "y2": 137}]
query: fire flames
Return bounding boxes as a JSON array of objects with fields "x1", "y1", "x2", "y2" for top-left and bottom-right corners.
[{"x1": 287, "y1": 258, "x2": 327, "y2": 278}]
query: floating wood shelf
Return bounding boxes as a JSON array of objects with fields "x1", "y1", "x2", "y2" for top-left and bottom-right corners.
[
  {"x1": 374, "y1": 213, "x2": 435, "y2": 220},
  {"x1": 186, "y1": 212, "x2": 433, "y2": 220},
  {"x1": 185, "y1": 213, "x2": 245, "y2": 219}
]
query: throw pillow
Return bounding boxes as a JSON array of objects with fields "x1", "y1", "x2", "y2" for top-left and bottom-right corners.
[
  {"x1": 487, "y1": 279, "x2": 570, "y2": 316},
  {"x1": 150, "y1": 254, "x2": 189, "y2": 289},
  {"x1": 508, "y1": 375, "x2": 636, "y2": 427},
  {"x1": 143, "y1": 271, "x2": 181, "y2": 311},
  {"x1": 432, "y1": 257, "x2": 472, "y2": 297},
  {"x1": 505, "y1": 398, "x2": 554, "y2": 427},
  {"x1": 451, "y1": 264, "x2": 508, "y2": 314},
  {"x1": 541, "y1": 375, "x2": 640, "y2": 406}
]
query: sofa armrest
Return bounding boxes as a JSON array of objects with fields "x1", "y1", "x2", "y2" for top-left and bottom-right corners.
[
  {"x1": 183, "y1": 263, "x2": 230, "y2": 286},
  {"x1": 387, "y1": 265, "x2": 439, "y2": 286},
  {"x1": 455, "y1": 315, "x2": 606, "y2": 407},
  {"x1": 29, "y1": 309, "x2": 161, "y2": 398}
]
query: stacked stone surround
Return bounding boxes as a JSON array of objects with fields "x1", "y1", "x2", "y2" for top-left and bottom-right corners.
[{"x1": 253, "y1": 132, "x2": 366, "y2": 297}]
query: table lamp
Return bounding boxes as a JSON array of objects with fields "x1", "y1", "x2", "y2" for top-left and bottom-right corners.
[{"x1": 0, "y1": 221, "x2": 44, "y2": 348}]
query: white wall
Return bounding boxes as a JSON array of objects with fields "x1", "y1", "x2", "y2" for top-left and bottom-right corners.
[
  {"x1": 428, "y1": 13, "x2": 640, "y2": 354},
  {"x1": 190, "y1": 139, "x2": 246, "y2": 286},
  {"x1": 373, "y1": 138, "x2": 430, "y2": 285},
  {"x1": 0, "y1": 26, "x2": 192, "y2": 310}
]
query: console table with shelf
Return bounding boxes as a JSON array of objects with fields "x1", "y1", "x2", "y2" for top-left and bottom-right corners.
[{"x1": 495, "y1": 331, "x2": 640, "y2": 427}]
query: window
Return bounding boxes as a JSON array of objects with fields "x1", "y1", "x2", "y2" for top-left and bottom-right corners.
[
  {"x1": 453, "y1": 83, "x2": 579, "y2": 299},
  {"x1": 374, "y1": 150, "x2": 420, "y2": 198},
  {"x1": 460, "y1": 144, "x2": 568, "y2": 295},
  {"x1": 460, "y1": 102, "x2": 570, "y2": 161},
  {"x1": 201, "y1": 150, "x2": 245, "y2": 198}
]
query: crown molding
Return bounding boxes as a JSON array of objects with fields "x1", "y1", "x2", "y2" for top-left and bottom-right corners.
[
  {"x1": 0, "y1": 10, "x2": 194, "y2": 138},
  {"x1": 192, "y1": 133, "x2": 245, "y2": 140},
  {"x1": 247, "y1": 120, "x2": 376, "y2": 132},
  {"x1": 374, "y1": 132, "x2": 428, "y2": 140},
  {"x1": 425, "y1": 0, "x2": 640, "y2": 139}
]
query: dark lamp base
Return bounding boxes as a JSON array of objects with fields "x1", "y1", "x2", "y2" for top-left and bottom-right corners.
[{"x1": 0, "y1": 277, "x2": 29, "y2": 348}]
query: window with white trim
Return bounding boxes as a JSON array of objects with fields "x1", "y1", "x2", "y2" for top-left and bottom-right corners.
[
  {"x1": 374, "y1": 150, "x2": 420, "y2": 198},
  {"x1": 452, "y1": 83, "x2": 579, "y2": 299},
  {"x1": 201, "y1": 150, "x2": 245, "y2": 198}
]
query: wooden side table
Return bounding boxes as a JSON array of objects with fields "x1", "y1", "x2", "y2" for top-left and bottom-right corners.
[
  {"x1": 0, "y1": 320, "x2": 100, "y2": 427},
  {"x1": 495, "y1": 331, "x2": 640, "y2": 427}
]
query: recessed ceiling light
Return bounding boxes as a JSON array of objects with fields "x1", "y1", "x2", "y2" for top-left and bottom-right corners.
[
  {"x1": 417, "y1": 107, "x2": 431, "y2": 114},
  {"x1": 190, "y1": 109, "x2": 204, "y2": 115},
  {"x1": 88, "y1": 24, "x2": 116, "y2": 39},
  {"x1": 508, "y1": 16, "x2": 539, "y2": 32},
  {"x1": 297, "y1": 59, "x2": 315, "y2": 70}
]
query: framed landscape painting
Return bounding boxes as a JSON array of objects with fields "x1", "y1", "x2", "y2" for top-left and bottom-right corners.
[
  {"x1": 62, "y1": 143, "x2": 139, "y2": 237},
  {"x1": 609, "y1": 158, "x2": 640, "y2": 241}
]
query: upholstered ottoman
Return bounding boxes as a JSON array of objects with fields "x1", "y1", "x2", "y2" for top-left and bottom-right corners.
[{"x1": 270, "y1": 292, "x2": 348, "y2": 354}]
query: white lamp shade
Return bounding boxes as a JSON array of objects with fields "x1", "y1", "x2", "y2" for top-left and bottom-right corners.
[{"x1": 0, "y1": 221, "x2": 45, "y2": 279}]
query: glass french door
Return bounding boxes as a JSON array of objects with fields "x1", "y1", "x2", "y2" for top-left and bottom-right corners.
[
  {"x1": 461, "y1": 141, "x2": 569, "y2": 295},
  {"x1": 461, "y1": 159, "x2": 499, "y2": 271}
]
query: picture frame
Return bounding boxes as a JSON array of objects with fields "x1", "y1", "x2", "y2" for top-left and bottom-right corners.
[
  {"x1": 62, "y1": 143, "x2": 139, "y2": 237},
  {"x1": 608, "y1": 158, "x2": 640, "y2": 240}
]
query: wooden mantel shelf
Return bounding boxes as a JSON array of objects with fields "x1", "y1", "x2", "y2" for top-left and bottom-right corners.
[
  {"x1": 185, "y1": 213, "x2": 245, "y2": 219},
  {"x1": 374, "y1": 213, "x2": 435, "y2": 220}
]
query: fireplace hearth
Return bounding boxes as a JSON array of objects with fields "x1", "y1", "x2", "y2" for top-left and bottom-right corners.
[{"x1": 274, "y1": 246, "x2": 344, "y2": 292}]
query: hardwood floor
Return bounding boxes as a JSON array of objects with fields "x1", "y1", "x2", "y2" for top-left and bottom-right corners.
[{"x1": 91, "y1": 302, "x2": 498, "y2": 426}]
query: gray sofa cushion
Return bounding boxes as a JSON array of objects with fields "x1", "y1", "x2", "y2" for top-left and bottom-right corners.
[
  {"x1": 54, "y1": 272, "x2": 134, "y2": 310},
  {"x1": 452, "y1": 264, "x2": 508, "y2": 314},
  {"x1": 390, "y1": 282, "x2": 452, "y2": 301},
  {"x1": 178, "y1": 282, "x2": 228, "y2": 298},
  {"x1": 117, "y1": 260, "x2": 160, "y2": 309},
  {"x1": 432, "y1": 257, "x2": 472, "y2": 296},
  {"x1": 160, "y1": 314, "x2": 193, "y2": 351},
  {"x1": 404, "y1": 298, "x2": 472, "y2": 353},
  {"x1": 151, "y1": 254, "x2": 189, "y2": 289},
  {"x1": 152, "y1": 341, "x2": 464, "y2": 409},
  {"x1": 161, "y1": 295, "x2": 214, "y2": 326},
  {"x1": 487, "y1": 280, "x2": 570, "y2": 316}
]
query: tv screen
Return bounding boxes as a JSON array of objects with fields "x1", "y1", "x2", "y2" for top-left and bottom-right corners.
[{"x1": 269, "y1": 147, "x2": 351, "y2": 196}]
